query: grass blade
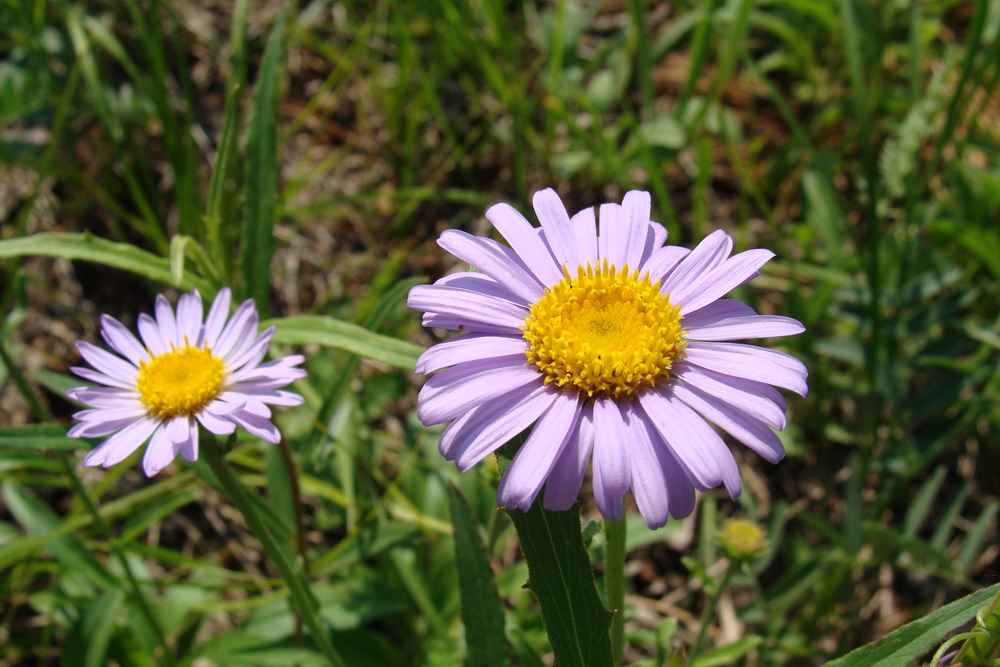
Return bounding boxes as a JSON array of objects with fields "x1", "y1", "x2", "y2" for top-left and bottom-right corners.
[
  {"x1": 447, "y1": 482, "x2": 508, "y2": 667},
  {"x1": 241, "y1": 11, "x2": 286, "y2": 308},
  {"x1": 266, "y1": 315, "x2": 423, "y2": 370}
]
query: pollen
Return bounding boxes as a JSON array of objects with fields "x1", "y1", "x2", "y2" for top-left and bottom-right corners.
[
  {"x1": 136, "y1": 343, "x2": 225, "y2": 419},
  {"x1": 522, "y1": 261, "x2": 686, "y2": 399}
]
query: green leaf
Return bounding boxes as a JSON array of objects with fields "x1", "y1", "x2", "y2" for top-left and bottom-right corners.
[
  {"x1": 267, "y1": 316, "x2": 423, "y2": 370},
  {"x1": 241, "y1": 12, "x2": 285, "y2": 307},
  {"x1": 2, "y1": 480, "x2": 117, "y2": 589},
  {"x1": 825, "y1": 583, "x2": 1000, "y2": 666},
  {"x1": 639, "y1": 116, "x2": 687, "y2": 149},
  {"x1": 0, "y1": 423, "x2": 80, "y2": 451},
  {"x1": 0, "y1": 233, "x2": 213, "y2": 292},
  {"x1": 65, "y1": 589, "x2": 125, "y2": 667},
  {"x1": 691, "y1": 636, "x2": 763, "y2": 667},
  {"x1": 447, "y1": 482, "x2": 508, "y2": 667},
  {"x1": 497, "y1": 443, "x2": 613, "y2": 666}
]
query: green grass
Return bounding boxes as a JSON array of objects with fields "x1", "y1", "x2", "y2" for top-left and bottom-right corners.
[{"x1": 1, "y1": 0, "x2": 999, "y2": 664}]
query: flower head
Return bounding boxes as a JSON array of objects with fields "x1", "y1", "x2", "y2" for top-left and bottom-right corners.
[
  {"x1": 67, "y1": 288, "x2": 305, "y2": 476},
  {"x1": 408, "y1": 189, "x2": 807, "y2": 528}
]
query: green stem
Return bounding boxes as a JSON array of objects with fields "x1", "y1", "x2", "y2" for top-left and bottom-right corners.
[
  {"x1": 201, "y1": 435, "x2": 346, "y2": 667},
  {"x1": 955, "y1": 585, "x2": 1000, "y2": 664},
  {"x1": 0, "y1": 340, "x2": 176, "y2": 665},
  {"x1": 604, "y1": 519, "x2": 627, "y2": 667},
  {"x1": 690, "y1": 563, "x2": 734, "y2": 658}
]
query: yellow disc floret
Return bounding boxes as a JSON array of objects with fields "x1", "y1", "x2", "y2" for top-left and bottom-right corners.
[
  {"x1": 522, "y1": 261, "x2": 686, "y2": 399},
  {"x1": 136, "y1": 344, "x2": 225, "y2": 419}
]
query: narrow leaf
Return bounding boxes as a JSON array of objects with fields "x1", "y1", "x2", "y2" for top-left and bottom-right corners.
[
  {"x1": 0, "y1": 233, "x2": 212, "y2": 292},
  {"x1": 0, "y1": 424, "x2": 80, "y2": 451},
  {"x1": 826, "y1": 583, "x2": 1000, "y2": 666},
  {"x1": 65, "y1": 589, "x2": 126, "y2": 667},
  {"x1": 266, "y1": 316, "x2": 423, "y2": 370},
  {"x1": 447, "y1": 482, "x2": 508, "y2": 667},
  {"x1": 241, "y1": 12, "x2": 285, "y2": 307}
]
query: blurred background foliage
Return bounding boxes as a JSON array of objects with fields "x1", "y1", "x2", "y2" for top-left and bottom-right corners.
[{"x1": 1, "y1": 0, "x2": 998, "y2": 664}]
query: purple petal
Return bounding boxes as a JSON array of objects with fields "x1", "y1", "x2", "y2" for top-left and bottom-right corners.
[
  {"x1": 532, "y1": 188, "x2": 579, "y2": 270},
  {"x1": 675, "y1": 365, "x2": 786, "y2": 429},
  {"x1": 175, "y1": 291, "x2": 204, "y2": 344},
  {"x1": 421, "y1": 312, "x2": 523, "y2": 336},
  {"x1": 624, "y1": 403, "x2": 670, "y2": 529},
  {"x1": 684, "y1": 342, "x2": 808, "y2": 396},
  {"x1": 671, "y1": 382, "x2": 785, "y2": 464},
  {"x1": 76, "y1": 341, "x2": 138, "y2": 379},
  {"x1": 66, "y1": 386, "x2": 141, "y2": 409},
  {"x1": 203, "y1": 288, "x2": 232, "y2": 348},
  {"x1": 69, "y1": 415, "x2": 143, "y2": 439},
  {"x1": 214, "y1": 299, "x2": 258, "y2": 359},
  {"x1": 415, "y1": 334, "x2": 527, "y2": 375},
  {"x1": 437, "y1": 272, "x2": 528, "y2": 306},
  {"x1": 591, "y1": 397, "x2": 632, "y2": 521},
  {"x1": 408, "y1": 285, "x2": 528, "y2": 331},
  {"x1": 227, "y1": 361, "x2": 306, "y2": 385},
  {"x1": 486, "y1": 202, "x2": 564, "y2": 287},
  {"x1": 229, "y1": 409, "x2": 281, "y2": 443},
  {"x1": 233, "y1": 389, "x2": 304, "y2": 407},
  {"x1": 143, "y1": 424, "x2": 180, "y2": 476},
  {"x1": 70, "y1": 366, "x2": 135, "y2": 390},
  {"x1": 137, "y1": 313, "x2": 168, "y2": 356},
  {"x1": 684, "y1": 314, "x2": 806, "y2": 341},
  {"x1": 100, "y1": 315, "x2": 150, "y2": 365},
  {"x1": 164, "y1": 416, "x2": 190, "y2": 444},
  {"x1": 621, "y1": 191, "x2": 652, "y2": 270},
  {"x1": 661, "y1": 230, "x2": 732, "y2": 299},
  {"x1": 675, "y1": 249, "x2": 775, "y2": 315},
  {"x1": 181, "y1": 421, "x2": 199, "y2": 461},
  {"x1": 542, "y1": 402, "x2": 596, "y2": 511},
  {"x1": 640, "y1": 221, "x2": 669, "y2": 266},
  {"x1": 497, "y1": 393, "x2": 581, "y2": 511},
  {"x1": 444, "y1": 384, "x2": 556, "y2": 470},
  {"x1": 569, "y1": 206, "x2": 599, "y2": 269},
  {"x1": 154, "y1": 294, "x2": 179, "y2": 346},
  {"x1": 72, "y1": 405, "x2": 146, "y2": 424},
  {"x1": 641, "y1": 246, "x2": 690, "y2": 285},
  {"x1": 436, "y1": 230, "x2": 544, "y2": 303},
  {"x1": 598, "y1": 203, "x2": 626, "y2": 268},
  {"x1": 681, "y1": 298, "x2": 757, "y2": 328},
  {"x1": 83, "y1": 417, "x2": 159, "y2": 468},
  {"x1": 637, "y1": 389, "x2": 741, "y2": 496},
  {"x1": 417, "y1": 356, "x2": 539, "y2": 425},
  {"x1": 226, "y1": 327, "x2": 274, "y2": 372},
  {"x1": 197, "y1": 405, "x2": 238, "y2": 435}
]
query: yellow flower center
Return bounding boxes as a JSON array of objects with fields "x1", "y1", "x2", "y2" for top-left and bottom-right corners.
[
  {"x1": 136, "y1": 344, "x2": 225, "y2": 419},
  {"x1": 522, "y1": 261, "x2": 686, "y2": 399}
]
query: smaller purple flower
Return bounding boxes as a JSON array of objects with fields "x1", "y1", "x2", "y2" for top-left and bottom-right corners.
[{"x1": 67, "y1": 288, "x2": 305, "y2": 476}]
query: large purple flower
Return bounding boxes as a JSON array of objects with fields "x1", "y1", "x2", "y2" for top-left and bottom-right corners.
[
  {"x1": 67, "y1": 288, "x2": 305, "y2": 476},
  {"x1": 408, "y1": 189, "x2": 807, "y2": 528}
]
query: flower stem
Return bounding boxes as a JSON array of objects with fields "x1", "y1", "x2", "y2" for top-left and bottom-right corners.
[
  {"x1": 690, "y1": 562, "x2": 733, "y2": 658},
  {"x1": 201, "y1": 435, "x2": 345, "y2": 667},
  {"x1": 605, "y1": 519, "x2": 627, "y2": 667}
]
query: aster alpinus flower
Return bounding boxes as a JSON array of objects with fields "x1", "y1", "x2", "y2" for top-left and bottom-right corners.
[
  {"x1": 408, "y1": 189, "x2": 807, "y2": 528},
  {"x1": 67, "y1": 288, "x2": 305, "y2": 476}
]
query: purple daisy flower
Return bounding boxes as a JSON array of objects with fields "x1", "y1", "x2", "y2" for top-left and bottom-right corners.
[
  {"x1": 408, "y1": 189, "x2": 807, "y2": 528},
  {"x1": 67, "y1": 288, "x2": 306, "y2": 476}
]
